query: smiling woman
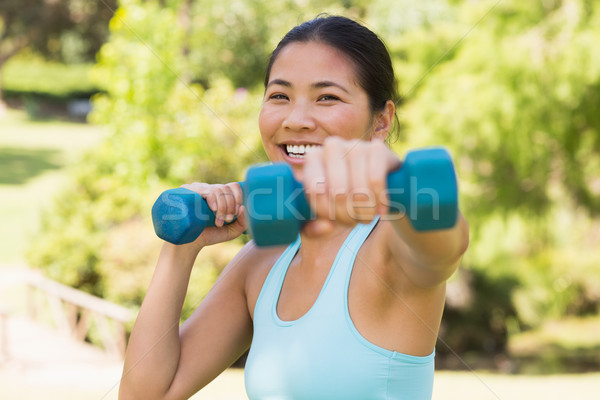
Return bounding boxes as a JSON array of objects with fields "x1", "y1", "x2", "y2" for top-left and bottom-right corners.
[
  {"x1": 259, "y1": 41, "x2": 380, "y2": 169},
  {"x1": 119, "y1": 15, "x2": 469, "y2": 400}
]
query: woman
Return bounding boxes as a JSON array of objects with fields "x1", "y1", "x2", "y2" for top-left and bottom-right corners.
[{"x1": 119, "y1": 15, "x2": 469, "y2": 400}]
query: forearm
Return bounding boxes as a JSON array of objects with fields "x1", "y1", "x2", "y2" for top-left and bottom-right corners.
[
  {"x1": 391, "y1": 212, "x2": 469, "y2": 271},
  {"x1": 119, "y1": 243, "x2": 200, "y2": 399}
]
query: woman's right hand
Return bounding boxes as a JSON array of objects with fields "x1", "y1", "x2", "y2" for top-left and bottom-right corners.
[{"x1": 178, "y1": 182, "x2": 247, "y2": 249}]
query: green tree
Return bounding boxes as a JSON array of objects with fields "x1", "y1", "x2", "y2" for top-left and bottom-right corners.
[
  {"x1": 397, "y1": 0, "x2": 600, "y2": 218},
  {"x1": 27, "y1": 0, "x2": 372, "y2": 305},
  {"x1": 392, "y1": 0, "x2": 600, "y2": 356},
  {"x1": 0, "y1": 0, "x2": 116, "y2": 110},
  {"x1": 27, "y1": 0, "x2": 600, "y2": 364}
]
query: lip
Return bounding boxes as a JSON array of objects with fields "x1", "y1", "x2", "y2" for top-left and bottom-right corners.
[
  {"x1": 280, "y1": 140, "x2": 322, "y2": 146},
  {"x1": 279, "y1": 145, "x2": 306, "y2": 165},
  {"x1": 278, "y1": 142, "x2": 322, "y2": 166}
]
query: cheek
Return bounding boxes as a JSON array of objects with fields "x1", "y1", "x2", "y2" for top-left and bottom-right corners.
[
  {"x1": 258, "y1": 107, "x2": 277, "y2": 140},
  {"x1": 322, "y1": 108, "x2": 373, "y2": 139},
  {"x1": 258, "y1": 108, "x2": 282, "y2": 159}
]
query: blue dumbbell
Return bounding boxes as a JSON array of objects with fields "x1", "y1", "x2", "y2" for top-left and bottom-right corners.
[{"x1": 151, "y1": 147, "x2": 458, "y2": 247}]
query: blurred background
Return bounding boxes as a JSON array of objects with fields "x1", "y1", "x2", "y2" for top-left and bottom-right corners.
[{"x1": 1, "y1": 0, "x2": 599, "y2": 399}]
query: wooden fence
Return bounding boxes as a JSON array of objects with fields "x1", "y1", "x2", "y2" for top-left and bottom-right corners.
[{"x1": 26, "y1": 272, "x2": 135, "y2": 358}]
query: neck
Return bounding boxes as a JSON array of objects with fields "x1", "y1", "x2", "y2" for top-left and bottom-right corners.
[{"x1": 297, "y1": 224, "x2": 354, "y2": 270}]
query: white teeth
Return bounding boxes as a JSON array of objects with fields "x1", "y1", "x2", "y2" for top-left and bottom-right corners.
[{"x1": 285, "y1": 144, "x2": 320, "y2": 157}]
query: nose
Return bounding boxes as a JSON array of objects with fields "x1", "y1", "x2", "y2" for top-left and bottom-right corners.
[{"x1": 282, "y1": 102, "x2": 316, "y2": 131}]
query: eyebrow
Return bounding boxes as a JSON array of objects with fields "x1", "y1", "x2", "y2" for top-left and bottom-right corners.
[{"x1": 266, "y1": 79, "x2": 350, "y2": 94}]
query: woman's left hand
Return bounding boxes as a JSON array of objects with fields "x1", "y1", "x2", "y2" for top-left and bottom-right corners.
[{"x1": 302, "y1": 136, "x2": 401, "y2": 236}]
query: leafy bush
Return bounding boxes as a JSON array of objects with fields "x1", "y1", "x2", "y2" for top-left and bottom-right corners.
[
  {"x1": 26, "y1": 0, "x2": 368, "y2": 308},
  {"x1": 26, "y1": 0, "x2": 600, "y2": 366},
  {"x1": 386, "y1": 0, "x2": 600, "y2": 363},
  {"x1": 3, "y1": 52, "x2": 99, "y2": 99},
  {"x1": 27, "y1": 0, "x2": 265, "y2": 310}
]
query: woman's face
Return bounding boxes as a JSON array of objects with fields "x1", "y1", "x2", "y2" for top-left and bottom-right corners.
[{"x1": 259, "y1": 41, "x2": 378, "y2": 169}]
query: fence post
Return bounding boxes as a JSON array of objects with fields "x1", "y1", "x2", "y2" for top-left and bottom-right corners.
[{"x1": 25, "y1": 273, "x2": 134, "y2": 359}]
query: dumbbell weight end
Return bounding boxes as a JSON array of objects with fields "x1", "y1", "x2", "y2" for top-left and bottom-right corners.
[
  {"x1": 151, "y1": 187, "x2": 235, "y2": 245},
  {"x1": 387, "y1": 147, "x2": 458, "y2": 231}
]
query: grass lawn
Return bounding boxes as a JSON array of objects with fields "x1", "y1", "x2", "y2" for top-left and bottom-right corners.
[
  {"x1": 0, "y1": 108, "x2": 107, "y2": 264},
  {"x1": 2, "y1": 367, "x2": 599, "y2": 400}
]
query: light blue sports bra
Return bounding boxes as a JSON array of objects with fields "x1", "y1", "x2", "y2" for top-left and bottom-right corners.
[{"x1": 244, "y1": 218, "x2": 435, "y2": 400}]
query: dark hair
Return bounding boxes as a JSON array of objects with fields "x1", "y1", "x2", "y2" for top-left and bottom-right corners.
[{"x1": 264, "y1": 15, "x2": 401, "y2": 142}]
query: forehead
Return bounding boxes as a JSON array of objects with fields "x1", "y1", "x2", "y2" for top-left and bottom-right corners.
[{"x1": 269, "y1": 41, "x2": 360, "y2": 85}]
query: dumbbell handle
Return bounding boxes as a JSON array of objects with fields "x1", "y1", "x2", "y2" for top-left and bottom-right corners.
[{"x1": 152, "y1": 148, "x2": 458, "y2": 245}]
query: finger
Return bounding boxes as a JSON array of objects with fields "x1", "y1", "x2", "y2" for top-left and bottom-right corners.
[
  {"x1": 204, "y1": 190, "x2": 218, "y2": 213},
  {"x1": 366, "y1": 142, "x2": 390, "y2": 218},
  {"x1": 323, "y1": 138, "x2": 350, "y2": 224},
  {"x1": 236, "y1": 205, "x2": 247, "y2": 230},
  {"x1": 223, "y1": 205, "x2": 247, "y2": 241},
  {"x1": 376, "y1": 146, "x2": 402, "y2": 216},
  {"x1": 220, "y1": 185, "x2": 237, "y2": 222},
  {"x1": 181, "y1": 182, "x2": 219, "y2": 213},
  {"x1": 347, "y1": 143, "x2": 374, "y2": 223},
  {"x1": 303, "y1": 147, "x2": 329, "y2": 220},
  {"x1": 229, "y1": 182, "x2": 244, "y2": 215},
  {"x1": 212, "y1": 185, "x2": 229, "y2": 227},
  {"x1": 181, "y1": 182, "x2": 211, "y2": 197}
]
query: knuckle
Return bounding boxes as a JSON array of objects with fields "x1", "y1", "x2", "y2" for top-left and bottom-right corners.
[
  {"x1": 307, "y1": 178, "x2": 327, "y2": 196},
  {"x1": 368, "y1": 176, "x2": 385, "y2": 192},
  {"x1": 370, "y1": 139, "x2": 385, "y2": 151}
]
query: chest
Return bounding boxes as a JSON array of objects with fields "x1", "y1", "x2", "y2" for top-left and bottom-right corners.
[
  {"x1": 245, "y1": 222, "x2": 446, "y2": 356},
  {"x1": 275, "y1": 243, "x2": 388, "y2": 322}
]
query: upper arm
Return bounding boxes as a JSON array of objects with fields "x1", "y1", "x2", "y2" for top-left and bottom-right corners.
[
  {"x1": 384, "y1": 215, "x2": 469, "y2": 289},
  {"x1": 162, "y1": 243, "x2": 258, "y2": 400}
]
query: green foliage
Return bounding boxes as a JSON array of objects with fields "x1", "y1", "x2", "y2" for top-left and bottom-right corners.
[
  {"x1": 390, "y1": 0, "x2": 600, "y2": 358},
  {"x1": 509, "y1": 315, "x2": 600, "y2": 373},
  {"x1": 2, "y1": 53, "x2": 98, "y2": 98},
  {"x1": 0, "y1": 0, "x2": 116, "y2": 108},
  {"x1": 184, "y1": 0, "x2": 369, "y2": 88},
  {"x1": 27, "y1": 0, "x2": 371, "y2": 306},
  {"x1": 0, "y1": 0, "x2": 116, "y2": 62},
  {"x1": 440, "y1": 267, "x2": 519, "y2": 359},
  {"x1": 397, "y1": 0, "x2": 600, "y2": 218},
  {"x1": 26, "y1": 0, "x2": 600, "y2": 366},
  {"x1": 27, "y1": 0, "x2": 266, "y2": 306}
]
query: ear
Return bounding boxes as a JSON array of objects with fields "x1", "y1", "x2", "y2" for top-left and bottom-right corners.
[{"x1": 371, "y1": 100, "x2": 395, "y2": 141}]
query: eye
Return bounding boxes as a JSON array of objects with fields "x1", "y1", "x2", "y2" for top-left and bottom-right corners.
[
  {"x1": 268, "y1": 93, "x2": 289, "y2": 101},
  {"x1": 318, "y1": 94, "x2": 340, "y2": 102}
]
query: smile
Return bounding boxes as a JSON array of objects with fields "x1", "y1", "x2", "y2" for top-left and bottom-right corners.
[{"x1": 283, "y1": 144, "x2": 321, "y2": 159}]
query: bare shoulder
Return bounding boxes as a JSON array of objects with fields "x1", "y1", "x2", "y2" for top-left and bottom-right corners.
[
  {"x1": 224, "y1": 240, "x2": 288, "y2": 319},
  {"x1": 351, "y1": 220, "x2": 449, "y2": 355}
]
